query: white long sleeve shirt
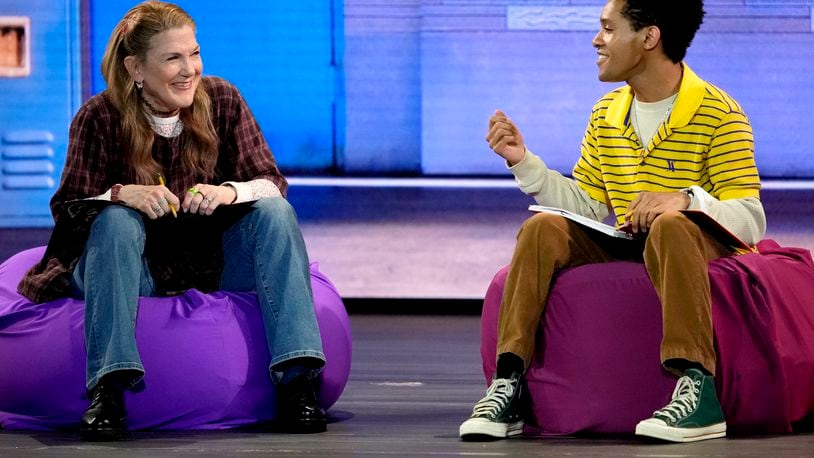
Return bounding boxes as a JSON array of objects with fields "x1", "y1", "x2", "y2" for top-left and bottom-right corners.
[{"x1": 509, "y1": 149, "x2": 766, "y2": 246}]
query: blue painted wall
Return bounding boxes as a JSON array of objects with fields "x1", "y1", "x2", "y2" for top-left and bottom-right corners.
[
  {"x1": 346, "y1": 0, "x2": 814, "y2": 177},
  {"x1": 0, "y1": 0, "x2": 82, "y2": 226},
  {"x1": 90, "y1": 1, "x2": 343, "y2": 173},
  {"x1": 343, "y1": 3, "x2": 421, "y2": 174}
]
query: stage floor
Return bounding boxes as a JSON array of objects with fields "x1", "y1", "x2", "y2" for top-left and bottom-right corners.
[
  {"x1": 2, "y1": 314, "x2": 814, "y2": 456},
  {"x1": 3, "y1": 183, "x2": 814, "y2": 454}
]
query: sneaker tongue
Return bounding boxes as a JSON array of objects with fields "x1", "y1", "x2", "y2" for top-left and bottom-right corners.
[{"x1": 684, "y1": 368, "x2": 705, "y2": 379}]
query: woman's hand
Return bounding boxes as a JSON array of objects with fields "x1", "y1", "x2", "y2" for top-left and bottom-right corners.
[
  {"x1": 182, "y1": 184, "x2": 237, "y2": 216},
  {"x1": 117, "y1": 184, "x2": 180, "y2": 220}
]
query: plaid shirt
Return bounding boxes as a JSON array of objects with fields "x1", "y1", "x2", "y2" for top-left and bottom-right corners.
[
  {"x1": 19, "y1": 76, "x2": 288, "y2": 302},
  {"x1": 51, "y1": 76, "x2": 287, "y2": 210}
]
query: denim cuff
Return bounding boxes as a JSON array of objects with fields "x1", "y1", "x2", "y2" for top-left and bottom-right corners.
[
  {"x1": 269, "y1": 351, "x2": 326, "y2": 385},
  {"x1": 87, "y1": 363, "x2": 145, "y2": 391}
]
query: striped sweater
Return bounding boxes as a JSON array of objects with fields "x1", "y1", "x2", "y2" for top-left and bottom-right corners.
[
  {"x1": 573, "y1": 64, "x2": 760, "y2": 225},
  {"x1": 509, "y1": 64, "x2": 765, "y2": 244}
]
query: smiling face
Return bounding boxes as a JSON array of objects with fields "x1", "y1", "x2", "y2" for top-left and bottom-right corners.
[
  {"x1": 592, "y1": 0, "x2": 648, "y2": 83},
  {"x1": 125, "y1": 25, "x2": 202, "y2": 113}
]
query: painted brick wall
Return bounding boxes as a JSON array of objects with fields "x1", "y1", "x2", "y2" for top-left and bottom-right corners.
[
  {"x1": 346, "y1": 0, "x2": 814, "y2": 177},
  {"x1": 344, "y1": 1, "x2": 422, "y2": 174}
]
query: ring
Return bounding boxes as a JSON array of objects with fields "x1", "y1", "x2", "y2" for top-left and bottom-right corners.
[
  {"x1": 202, "y1": 197, "x2": 212, "y2": 206},
  {"x1": 154, "y1": 205, "x2": 162, "y2": 213},
  {"x1": 159, "y1": 198, "x2": 167, "y2": 205},
  {"x1": 187, "y1": 187, "x2": 199, "y2": 196}
]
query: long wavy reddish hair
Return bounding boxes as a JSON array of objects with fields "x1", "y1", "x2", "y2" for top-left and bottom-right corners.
[{"x1": 101, "y1": 1, "x2": 218, "y2": 184}]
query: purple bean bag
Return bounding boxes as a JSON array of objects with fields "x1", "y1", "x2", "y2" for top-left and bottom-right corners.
[
  {"x1": 481, "y1": 240, "x2": 814, "y2": 436},
  {"x1": 0, "y1": 246, "x2": 352, "y2": 431}
]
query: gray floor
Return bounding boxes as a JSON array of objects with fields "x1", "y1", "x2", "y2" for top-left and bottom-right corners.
[{"x1": 3, "y1": 315, "x2": 814, "y2": 456}]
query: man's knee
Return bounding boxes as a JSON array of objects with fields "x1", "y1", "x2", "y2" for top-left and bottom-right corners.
[
  {"x1": 645, "y1": 211, "x2": 703, "y2": 256},
  {"x1": 521, "y1": 212, "x2": 569, "y2": 231},
  {"x1": 649, "y1": 211, "x2": 695, "y2": 238},
  {"x1": 518, "y1": 212, "x2": 569, "y2": 240}
]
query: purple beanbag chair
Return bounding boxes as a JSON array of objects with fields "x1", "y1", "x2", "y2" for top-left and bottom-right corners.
[
  {"x1": 0, "y1": 246, "x2": 352, "y2": 431},
  {"x1": 481, "y1": 240, "x2": 814, "y2": 436}
]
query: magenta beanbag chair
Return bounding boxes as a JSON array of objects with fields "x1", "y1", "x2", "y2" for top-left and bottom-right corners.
[
  {"x1": 481, "y1": 240, "x2": 814, "y2": 435},
  {"x1": 0, "y1": 246, "x2": 352, "y2": 431}
]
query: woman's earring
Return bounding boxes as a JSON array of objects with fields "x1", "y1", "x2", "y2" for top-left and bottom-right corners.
[{"x1": 135, "y1": 81, "x2": 143, "y2": 90}]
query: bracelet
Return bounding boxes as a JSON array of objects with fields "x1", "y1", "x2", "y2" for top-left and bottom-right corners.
[
  {"x1": 111, "y1": 184, "x2": 124, "y2": 203},
  {"x1": 224, "y1": 184, "x2": 238, "y2": 204},
  {"x1": 681, "y1": 188, "x2": 694, "y2": 207}
]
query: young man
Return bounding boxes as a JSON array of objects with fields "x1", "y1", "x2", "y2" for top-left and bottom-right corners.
[{"x1": 459, "y1": 0, "x2": 765, "y2": 443}]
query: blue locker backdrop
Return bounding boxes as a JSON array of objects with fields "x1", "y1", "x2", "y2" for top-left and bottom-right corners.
[
  {"x1": 90, "y1": 0, "x2": 344, "y2": 174},
  {"x1": 0, "y1": 0, "x2": 82, "y2": 227},
  {"x1": 0, "y1": 0, "x2": 342, "y2": 228}
]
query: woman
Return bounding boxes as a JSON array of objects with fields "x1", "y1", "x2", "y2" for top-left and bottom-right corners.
[{"x1": 18, "y1": 1, "x2": 327, "y2": 440}]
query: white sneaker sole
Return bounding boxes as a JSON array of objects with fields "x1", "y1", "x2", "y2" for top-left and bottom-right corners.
[
  {"x1": 635, "y1": 419, "x2": 726, "y2": 443},
  {"x1": 459, "y1": 417, "x2": 524, "y2": 440}
]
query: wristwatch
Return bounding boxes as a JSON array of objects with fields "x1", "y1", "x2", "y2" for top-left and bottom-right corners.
[
  {"x1": 111, "y1": 184, "x2": 124, "y2": 203},
  {"x1": 681, "y1": 187, "x2": 694, "y2": 207}
]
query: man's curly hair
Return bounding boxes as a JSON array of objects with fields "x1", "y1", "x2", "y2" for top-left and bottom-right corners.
[{"x1": 620, "y1": 0, "x2": 706, "y2": 63}]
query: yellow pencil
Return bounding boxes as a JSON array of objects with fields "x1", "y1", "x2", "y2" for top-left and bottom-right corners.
[{"x1": 157, "y1": 174, "x2": 178, "y2": 218}]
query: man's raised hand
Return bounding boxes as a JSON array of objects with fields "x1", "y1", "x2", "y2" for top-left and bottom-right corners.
[{"x1": 486, "y1": 110, "x2": 526, "y2": 166}]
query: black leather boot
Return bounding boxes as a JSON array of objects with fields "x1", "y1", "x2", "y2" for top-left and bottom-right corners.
[
  {"x1": 80, "y1": 376, "x2": 126, "y2": 441},
  {"x1": 276, "y1": 375, "x2": 327, "y2": 434}
]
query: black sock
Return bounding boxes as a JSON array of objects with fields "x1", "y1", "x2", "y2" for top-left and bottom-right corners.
[
  {"x1": 273, "y1": 356, "x2": 325, "y2": 385},
  {"x1": 665, "y1": 358, "x2": 711, "y2": 376},
  {"x1": 100, "y1": 369, "x2": 140, "y2": 390},
  {"x1": 496, "y1": 353, "x2": 525, "y2": 379}
]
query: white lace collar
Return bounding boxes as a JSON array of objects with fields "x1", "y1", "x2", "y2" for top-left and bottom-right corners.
[{"x1": 146, "y1": 112, "x2": 183, "y2": 138}]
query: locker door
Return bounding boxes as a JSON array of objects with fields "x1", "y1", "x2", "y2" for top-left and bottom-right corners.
[{"x1": 0, "y1": 0, "x2": 82, "y2": 227}]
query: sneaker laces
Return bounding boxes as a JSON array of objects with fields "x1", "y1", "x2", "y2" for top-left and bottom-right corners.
[
  {"x1": 652, "y1": 375, "x2": 701, "y2": 424},
  {"x1": 470, "y1": 378, "x2": 516, "y2": 418}
]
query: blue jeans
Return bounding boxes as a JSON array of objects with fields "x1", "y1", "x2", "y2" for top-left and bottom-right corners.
[{"x1": 72, "y1": 198, "x2": 325, "y2": 390}]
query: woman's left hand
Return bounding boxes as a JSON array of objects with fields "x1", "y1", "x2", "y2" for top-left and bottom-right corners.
[{"x1": 182, "y1": 184, "x2": 237, "y2": 216}]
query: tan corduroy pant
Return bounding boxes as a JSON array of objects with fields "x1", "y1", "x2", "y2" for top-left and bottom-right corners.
[{"x1": 497, "y1": 210, "x2": 731, "y2": 376}]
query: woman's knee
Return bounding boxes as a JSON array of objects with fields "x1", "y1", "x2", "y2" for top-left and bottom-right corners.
[
  {"x1": 251, "y1": 197, "x2": 298, "y2": 226},
  {"x1": 90, "y1": 205, "x2": 145, "y2": 242}
]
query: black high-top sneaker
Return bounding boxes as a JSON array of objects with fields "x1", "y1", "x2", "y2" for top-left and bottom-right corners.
[{"x1": 459, "y1": 371, "x2": 524, "y2": 441}]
